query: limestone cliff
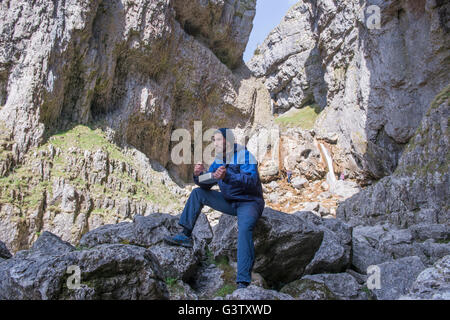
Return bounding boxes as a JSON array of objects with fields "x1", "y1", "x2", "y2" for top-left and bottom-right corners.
[{"x1": 248, "y1": 0, "x2": 449, "y2": 182}]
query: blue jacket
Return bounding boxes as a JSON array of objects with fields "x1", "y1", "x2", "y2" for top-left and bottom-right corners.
[{"x1": 193, "y1": 143, "x2": 265, "y2": 207}]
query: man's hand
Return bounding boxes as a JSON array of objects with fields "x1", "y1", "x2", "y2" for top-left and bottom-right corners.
[
  {"x1": 213, "y1": 166, "x2": 227, "y2": 180},
  {"x1": 194, "y1": 163, "x2": 205, "y2": 177}
]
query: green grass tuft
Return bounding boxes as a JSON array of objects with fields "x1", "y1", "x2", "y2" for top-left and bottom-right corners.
[{"x1": 275, "y1": 104, "x2": 321, "y2": 130}]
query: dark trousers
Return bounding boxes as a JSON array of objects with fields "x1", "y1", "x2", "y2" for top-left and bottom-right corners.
[{"x1": 179, "y1": 187, "x2": 264, "y2": 284}]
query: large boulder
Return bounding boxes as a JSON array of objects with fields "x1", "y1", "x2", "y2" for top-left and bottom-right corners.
[
  {"x1": 0, "y1": 231, "x2": 169, "y2": 300},
  {"x1": 294, "y1": 211, "x2": 352, "y2": 275},
  {"x1": 210, "y1": 207, "x2": 324, "y2": 288},
  {"x1": 80, "y1": 213, "x2": 209, "y2": 246}
]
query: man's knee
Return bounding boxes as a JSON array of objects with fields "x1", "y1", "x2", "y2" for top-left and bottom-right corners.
[{"x1": 191, "y1": 187, "x2": 208, "y2": 197}]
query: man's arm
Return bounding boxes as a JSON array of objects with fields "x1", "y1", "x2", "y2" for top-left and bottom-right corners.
[
  {"x1": 223, "y1": 162, "x2": 259, "y2": 192},
  {"x1": 223, "y1": 150, "x2": 260, "y2": 191},
  {"x1": 193, "y1": 161, "x2": 218, "y2": 190}
]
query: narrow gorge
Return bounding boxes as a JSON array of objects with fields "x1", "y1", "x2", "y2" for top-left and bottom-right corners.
[{"x1": 0, "y1": 0, "x2": 448, "y2": 300}]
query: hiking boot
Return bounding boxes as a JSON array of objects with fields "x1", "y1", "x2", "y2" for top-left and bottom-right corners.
[{"x1": 164, "y1": 233, "x2": 193, "y2": 248}]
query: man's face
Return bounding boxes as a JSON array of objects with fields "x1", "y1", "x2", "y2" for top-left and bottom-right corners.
[{"x1": 213, "y1": 133, "x2": 226, "y2": 155}]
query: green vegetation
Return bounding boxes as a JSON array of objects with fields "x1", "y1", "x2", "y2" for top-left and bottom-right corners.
[
  {"x1": 165, "y1": 277, "x2": 178, "y2": 287},
  {"x1": 48, "y1": 124, "x2": 129, "y2": 164},
  {"x1": 215, "y1": 284, "x2": 236, "y2": 297},
  {"x1": 274, "y1": 104, "x2": 321, "y2": 130},
  {"x1": 74, "y1": 245, "x2": 89, "y2": 251}
]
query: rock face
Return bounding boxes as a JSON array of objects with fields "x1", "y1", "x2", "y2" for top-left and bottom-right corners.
[
  {"x1": 248, "y1": 0, "x2": 450, "y2": 181},
  {"x1": 0, "y1": 0, "x2": 269, "y2": 182},
  {"x1": 210, "y1": 207, "x2": 324, "y2": 287},
  {"x1": 247, "y1": 1, "x2": 327, "y2": 112},
  {"x1": 0, "y1": 124, "x2": 190, "y2": 253},
  {"x1": 337, "y1": 86, "x2": 449, "y2": 229},
  {"x1": 173, "y1": 0, "x2": 257, "y2": 69}
]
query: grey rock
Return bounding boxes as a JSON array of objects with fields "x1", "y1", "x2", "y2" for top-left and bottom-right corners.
[
  {"x1": 351, "y1": 223, "x2": 450, "y2": 273},
  {"x1": 147, "y1": 245, "x2": 199, "y2": 282},
  {"x1": 409, "y1": 223, "x2": 450, "y2": 242},
  {"x1": 173, "y1": 0, "x2": 256, "y2": 69},
  {"x1": 224, "y1": 285, "x2": 294, "y2": 300},
  {"x1": 291, "y1": 177, "x2": 308, "y2": 189},
  {"x1": 167, "y1": 280, "x2": 198, "y2": 300},
  {"x1": 370, "y1": 256, "x2": 426, "y2": 300},
  {"x1": 190, "y1": 263, "x2": 225, "y2": 299},
  {"x1": 0, "y1": 241, "x2": 168, "y2": 300},
  {"x1": 31, "y1": 231, "x2": 75, "y2": 256},
  {"x1": 247, "y1": 2, "x2": 326, "y2": 112},
  {"x1": 280, "y1": 278, "x2": 339, "y2": 300},
  {"x1": 211, "y1": 207, "x2": 323, "y2": 287},
  {"x1": 399, "y1": 255, "x2": 450, "y2": 300},
  {"x1": 300, "y1": 273, "x2": 368, "y2": 300},
  {"x1": 352, "y1": 225, "x2": 396, "y2": 273},
  {"x1": 329, "y1": 180, "x2": 360, "y2": 199},
  {"x1": 0, "y1": 241, "x2": 12, "y2": 259},
  {"x1": 80, "y1": 213, "x2": 212, "y2": 281},
  {"x1": 345, "y1": 269, "x2": 368, "y2": 286},
  {"x1": 267, "y1": 192, "x2": 279, "y2": 204},
  {"x1": 295, "y1": 211, "x2": 351, "y2": 275}
]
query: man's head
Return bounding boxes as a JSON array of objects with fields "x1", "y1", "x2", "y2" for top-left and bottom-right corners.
[{"x1": 213, "y1": 128, "x2": 235, "y2": 155}]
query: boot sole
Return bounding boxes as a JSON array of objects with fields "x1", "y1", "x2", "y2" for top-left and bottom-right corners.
[{"x1": 164, "y1": 237, "x2": 193, "y2": 248}]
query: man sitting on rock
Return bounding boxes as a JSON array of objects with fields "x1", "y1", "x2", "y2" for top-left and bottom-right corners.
[{"x1": 164, "y1": 128, "x2": 265, "y2": 289}]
